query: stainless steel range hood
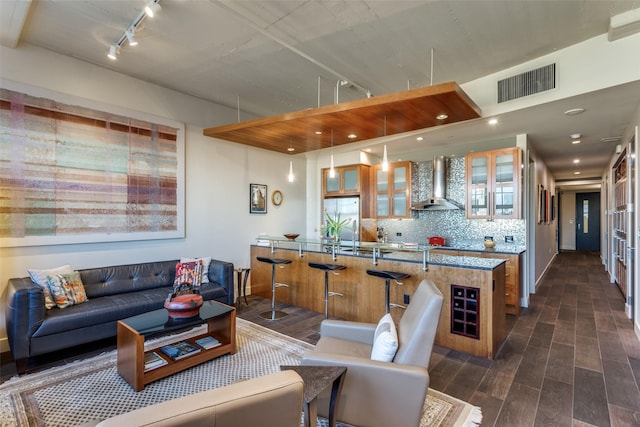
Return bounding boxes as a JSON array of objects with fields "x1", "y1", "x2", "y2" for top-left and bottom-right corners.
[{"x1": 411, "y1": 156, "x2": 462, "y2": 211}]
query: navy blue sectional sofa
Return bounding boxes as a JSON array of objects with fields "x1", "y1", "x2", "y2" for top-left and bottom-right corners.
[{"x1": 5, "y1": 259, "x2": 234, "y2": 374}]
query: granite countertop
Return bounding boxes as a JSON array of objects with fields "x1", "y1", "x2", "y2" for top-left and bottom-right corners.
[
  {"x1": 436, "y1": 242, "x2": 526, "y2": 255},
  {"x1": 252, "y1": 241, "x2": 505, "y2": 271}
]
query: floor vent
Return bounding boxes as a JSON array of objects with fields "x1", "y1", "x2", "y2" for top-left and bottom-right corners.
[{"x1": 498, "y1": 63, "x2": 556, "y2": 103}]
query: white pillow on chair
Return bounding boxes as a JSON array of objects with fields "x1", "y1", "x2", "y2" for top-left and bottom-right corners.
[{"x1": 370, "y1": 313, "x2": 398, "y2": 362}]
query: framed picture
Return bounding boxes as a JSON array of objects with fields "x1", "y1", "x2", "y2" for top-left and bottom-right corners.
[
  {"x1": 550, "y1": 195, "x2": 555, "y2": 221},
  {"x1": 250, "y1": 184, "x2": 267, "y2": 214},
  {"x1": 538, "y1": 185, "x2": 545, "y2": 224}
]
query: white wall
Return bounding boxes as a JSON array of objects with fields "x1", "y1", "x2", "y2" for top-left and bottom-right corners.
[{"x1": 0, "y1": 44, "x2": 307, "y2": 351}]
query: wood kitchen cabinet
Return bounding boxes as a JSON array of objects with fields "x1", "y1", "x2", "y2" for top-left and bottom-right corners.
[
  {"x1": 466, "y1": 148, "x2": 522, "y2": 220},
  {"x1": 322, "y1": 164, "x2": 371, "y2": 197},
  {"x1": 374, "y1": 161, "x2": 412, "y2": 218},
  {"x1": 480, "y1": 251, "x2": 522, "y2": 315}
]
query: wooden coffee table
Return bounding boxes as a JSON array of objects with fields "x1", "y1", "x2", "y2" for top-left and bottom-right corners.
[
  {"x1": 117, "y1": 300, "x2": 236, "y2": 391},
  {"x1": 281, "y1": 365, "x2": 347, "y2": 427}
]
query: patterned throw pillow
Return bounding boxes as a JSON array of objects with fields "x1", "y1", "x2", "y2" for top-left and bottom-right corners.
[
  {"x1": 180, "y1": 257, "x2": 211, "y2": 284},
  {"x1": 46, "y1": 271, "x2": 88, "y2": 309},
  {"x1": 28, "y1": 264, "x2": 75, "y2": 309},
  {"x1": 173, "y1": 260, "x2": 203, "y2": 295}
]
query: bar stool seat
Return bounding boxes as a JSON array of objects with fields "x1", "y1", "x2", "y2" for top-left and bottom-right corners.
[
  {"x1": 309, "y1": 262, "x2": 346, "y2": 327},
  {"x1": 257, "y1": 257, "x2": 292, "y2": 320},
  {"x1": 366, "y1": 269, "x2": 411, "y2": 313}
]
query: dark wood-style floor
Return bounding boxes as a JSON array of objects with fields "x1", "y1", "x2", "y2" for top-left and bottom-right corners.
[{"x1": 2, "y1": 251, "x2": 639, "y2": 426}]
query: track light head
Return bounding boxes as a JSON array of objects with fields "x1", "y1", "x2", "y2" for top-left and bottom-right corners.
[
  {"x1": 125, "y1": 29, "x2": 137, "y2": 46},
  {"x1": 107, "y1": 45, "x2": 118, "y2": 60},
  {"x1": 145, "y1": 1, "x2": 161, "y2": 18}
]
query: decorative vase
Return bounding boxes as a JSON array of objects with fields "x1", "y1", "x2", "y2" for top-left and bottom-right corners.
[{"x1": 164, "y1": 293, "x2": 203, "y2": 318}]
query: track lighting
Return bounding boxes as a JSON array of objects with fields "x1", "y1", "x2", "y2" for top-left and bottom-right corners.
[
  {"x1": 108, "y1": 1, "x2": 160, "y2": 59},
  {"x1": 125, "y1": 29, "x2": 138, "y2": 46},
  {"x1": 145, "y1": 1, "x2": 162, "y2": 18},
  {"x1": 108, "y1": 45, "x2": 118, "y2": 60}
]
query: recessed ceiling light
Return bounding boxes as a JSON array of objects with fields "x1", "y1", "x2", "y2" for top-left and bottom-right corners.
[
  {"x1": 488, "y1": 118, "x2": 498, "y2": 125},
  {"x1": 315, "y1": 131, "x2": 322, "y2": 135},
  {"x1": 287, "y1": 147, "x2": 295, "y2": 152},
  {"x1": 364, "y1": 148, "x2": 372, "y2": 152},
  {"x1": 573, "y1": 159, "x2": 580, "y2": 164},
  {"x1": 572, "y1": 140, "x2": 581, "y2": 145},
  {"x1": 564, "y1": 108, "x2": 585, "y2": 116},
  {"x1": 570, "y1": 133, "x2": 581, "y2": 139},
  {"x1": 348, "y1": 134, "x2": 357, "y2": 139},
  {"x1": 436, "y1": 114, "x2": 448, "y2": 120},
  {"x1": 574, "y1": 171, "x2": 581, "y2": 175},
  {"x1": 416, "y1": 136, "x2": 424, "y2": 141}
]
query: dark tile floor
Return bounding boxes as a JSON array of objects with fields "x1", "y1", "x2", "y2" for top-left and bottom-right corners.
[{"x1": 2, "y1": 251, "x2": 639, "y2": 426}]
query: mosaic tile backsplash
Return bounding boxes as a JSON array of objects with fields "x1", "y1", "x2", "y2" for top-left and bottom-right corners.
[{"x1": 378, "y1": 157, "x2": 526, "y2": 246}]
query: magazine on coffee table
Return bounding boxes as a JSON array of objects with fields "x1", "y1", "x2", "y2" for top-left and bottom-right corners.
[
  {"x1": 195, "y1": 336, "x2": 221, "y2": 350},
  {"x1": 160, "y1": 340, "x2": 201, "y2": 360},
  {"x1": 144, "y1": 351, "x2": 168, "y2": 371}
]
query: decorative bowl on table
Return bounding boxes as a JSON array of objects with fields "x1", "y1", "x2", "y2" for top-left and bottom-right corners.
[{"x1": 284, "y1": 233, "x2": 300, "y2": 241}]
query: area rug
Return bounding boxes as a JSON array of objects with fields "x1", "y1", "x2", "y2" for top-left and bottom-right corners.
[{"x1": 0, "y1": 319, "x2": 481, "y2": 427}]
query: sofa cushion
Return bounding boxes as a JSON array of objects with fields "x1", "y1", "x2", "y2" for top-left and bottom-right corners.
[
  {"x1": 80, "y1": 261, "x2": 177, "y2": 299},
  {"x1": 370, "y1": 313, "x2": 398, "y2": 362},
  {"x1": 47, "y1": 272, "x2": 88, "y2": 308},
  {"x1": 28, "y1": 264, "x2": 74, "y2": 309}
]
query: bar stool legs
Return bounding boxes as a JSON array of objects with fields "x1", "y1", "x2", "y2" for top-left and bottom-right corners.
[
  {"x1": 366, "y1": 269, "x2": 411, "y2": 314},
  {"x1": 257, "y1": 257, "x2": 291, "y2": 320},
  {"x1": 309, "y1": 262, "x2": 346, "y2": 332}
]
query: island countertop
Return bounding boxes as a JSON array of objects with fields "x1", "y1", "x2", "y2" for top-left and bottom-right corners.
[
  {"x1": 255, "y1": 236, "x2": 506, "y2": 271},
  {"x1": 250, "y1": 242, "x2": 507, "y2": 359}
]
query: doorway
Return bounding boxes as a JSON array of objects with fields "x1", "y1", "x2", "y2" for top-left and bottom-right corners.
[{"x1": 576, "y1": 192, "x2": 601, "y2": 251}]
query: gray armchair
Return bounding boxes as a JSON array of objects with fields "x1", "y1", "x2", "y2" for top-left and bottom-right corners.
[{"x1": 302, "y1": 279, "x2": 444, "y2": 427}]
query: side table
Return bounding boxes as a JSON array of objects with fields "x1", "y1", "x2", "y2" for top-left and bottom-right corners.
[
  {"x1": 235, "y1": 267, "x2": 250, "y2": 308},
  {"x1": 280, "y1": 365, "x2": 347, "y2": 427}
]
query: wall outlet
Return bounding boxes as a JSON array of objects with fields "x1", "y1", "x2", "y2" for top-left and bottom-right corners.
[
  {"x1": 505, "y1": 235, "x2": 514, "y2": 243},
  {"x1": 404, "y1": 294, "x2": 410, "y2": 304},
  {"x1": 396, "y1": 232, "x2": 402, "y2": 237}
]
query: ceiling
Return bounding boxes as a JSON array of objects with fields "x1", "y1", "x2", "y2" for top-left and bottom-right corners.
[{"x1": 2, "y1": 0, "x2": 640, "y2": 182}]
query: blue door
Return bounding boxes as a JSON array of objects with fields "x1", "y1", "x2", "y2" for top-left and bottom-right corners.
[{"x1": 576, "y1": 192, "x2": 600, "y2": 251}]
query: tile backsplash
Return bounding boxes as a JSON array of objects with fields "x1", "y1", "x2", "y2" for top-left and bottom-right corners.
[{"x1": 378, "y1": 157, "x2": 526, "y2": 246}]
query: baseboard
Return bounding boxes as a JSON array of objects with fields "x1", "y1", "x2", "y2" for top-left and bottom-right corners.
[{"x1": 534, "y1": 252, "x2": 557, "y2": 292}]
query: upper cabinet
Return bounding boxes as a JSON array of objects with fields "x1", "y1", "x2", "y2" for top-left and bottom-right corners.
[
  {"x1": 466, "y1": 148, "x2": 522, "y2": 220},
  {"x1": 374, "y1": 161, "x2": 412, "y2": 218},
  {"x1": 322, "y1": 164, "x2": 371, "y2": 197}
]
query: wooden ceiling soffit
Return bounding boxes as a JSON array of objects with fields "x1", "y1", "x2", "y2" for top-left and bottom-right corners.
[{"x1": 203, "y1": 81, "x2": 481, "y2": 154}]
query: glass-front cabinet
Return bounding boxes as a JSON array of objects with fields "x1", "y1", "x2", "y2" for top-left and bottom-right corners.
[
  {"x1": 375, "y1": 161, "x2": 411, "y2": 218},
  {"x1": 466, "y1": 148, "x2": 522, "y2": 220},
  {"x1": 322, "y1": 164, "x2": 370, "y2": 197}
]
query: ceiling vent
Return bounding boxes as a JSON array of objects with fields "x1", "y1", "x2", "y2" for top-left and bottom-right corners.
[{"x1": 498, "y1": 63, "x2": 556, "y2": 103}]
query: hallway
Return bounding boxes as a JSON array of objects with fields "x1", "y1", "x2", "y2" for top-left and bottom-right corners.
[{"x1": 427, "y1": 251, "x2": 640, "y2": 426}]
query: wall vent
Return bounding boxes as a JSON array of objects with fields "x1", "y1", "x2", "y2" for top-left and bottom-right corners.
[{"x1": 498, "y1": 63, "x2": 556, "y2": 103}]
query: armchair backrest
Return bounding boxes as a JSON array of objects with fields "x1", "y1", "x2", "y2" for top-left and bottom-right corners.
[{"x1": 394, "y1": 279, "x2": 444, "y2": 368}]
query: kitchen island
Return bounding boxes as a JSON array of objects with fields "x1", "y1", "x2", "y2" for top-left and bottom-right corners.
[{"x1": 251, "y1": 238, "x2": 507, "y2": 359}]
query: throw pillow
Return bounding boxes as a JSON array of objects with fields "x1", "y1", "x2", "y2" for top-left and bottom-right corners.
[
  {"x1": 28, "y1": 264, "x2": 74, "y2": 309},
  {"x1": 173, "y1": 260, "x2": 203, "y2": 295},
  {"x1": 46, "y1": 271, "x2": 88, "y2": 309},
  {"x1": 180, "y1": 257, "x2": 211, "y2": 283},
  {"x1": 370, "y1": 313, "x2": 398, "y2": 362}
]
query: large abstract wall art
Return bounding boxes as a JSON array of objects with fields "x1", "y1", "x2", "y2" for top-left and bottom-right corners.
[{"x1": 0, "y1": 85, "x2": 185, "y2": 247}]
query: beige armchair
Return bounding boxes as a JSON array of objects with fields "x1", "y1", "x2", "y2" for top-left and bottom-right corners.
[
  {"x1": 302, "y1": 279, "x2": 444, "y2": 427},
  {"x1": 86, "y1": 371, "x2": 304, "y2": 427}
]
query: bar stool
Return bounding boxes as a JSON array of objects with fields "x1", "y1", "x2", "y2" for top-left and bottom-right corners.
[
  {"x1": 308, "y1": 262, "x2": 346, "y2": 324},
  {"x1": 257, "y1": 257, "x2": 291, "y2": 320},
  {"x1": 366, "y1": 269, "x2": 411, "y2": 314},
  {"x1": 235, "y1": 267, "x2": 250, "y2": 308}
]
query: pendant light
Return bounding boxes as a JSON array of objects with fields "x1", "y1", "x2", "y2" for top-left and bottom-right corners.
[
  {"x1": 329, "y1": 129, "x2": 336, "y2": 178},
  {"x1": 381, "y1": 116, "x2": 389, "y2": 171},
  {"x1": 287, "y1": 139, "x2": 295, "y2": 182},
  {"x1": 382, "y1": 145, "x2": 389, "y2": 172}
]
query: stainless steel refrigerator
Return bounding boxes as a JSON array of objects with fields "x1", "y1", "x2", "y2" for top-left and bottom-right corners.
[{"x1": 323, "y1": 197, "x2": 360, "y2": 242}]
